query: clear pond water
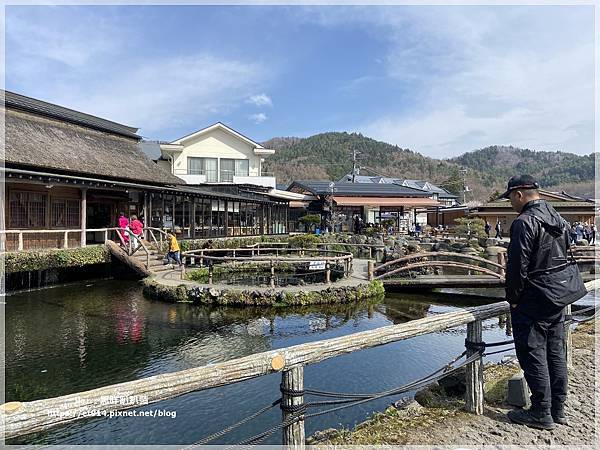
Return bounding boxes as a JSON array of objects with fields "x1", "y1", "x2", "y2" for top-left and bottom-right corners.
[{"x1": 5, "y1": 280, "x2": 596, "y2": 445}]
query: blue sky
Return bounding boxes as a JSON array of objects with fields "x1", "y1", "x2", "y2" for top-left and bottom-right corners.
[{"x1": 5, "y1": 5, "x2": 594, "y2": 157}]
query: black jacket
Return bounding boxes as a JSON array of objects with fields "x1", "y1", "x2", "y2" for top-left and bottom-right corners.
[{"x1": 506, "y1": 199, "x2": 585, "y2": 316}]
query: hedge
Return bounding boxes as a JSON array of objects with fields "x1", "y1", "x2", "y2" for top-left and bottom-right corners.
[{"x1": 3, "y1": 246, "x2": 111, "y2": 274}]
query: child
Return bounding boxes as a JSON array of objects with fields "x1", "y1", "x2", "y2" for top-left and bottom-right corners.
[{"x1": 166, "y1": 230, "x2": 182, "y2": 268}]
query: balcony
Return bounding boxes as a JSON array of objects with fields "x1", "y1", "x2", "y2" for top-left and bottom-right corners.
[{"x1": 233, "y1": 174, "x2": 276, "y2": 188}]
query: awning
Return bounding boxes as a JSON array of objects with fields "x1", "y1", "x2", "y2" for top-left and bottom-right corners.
[
  {"x1": 333, "y1": 196, "x2": 441, "y2": 207},
  {"x1": 289, "y1": 200, "x2": 311, "y2": 208}
]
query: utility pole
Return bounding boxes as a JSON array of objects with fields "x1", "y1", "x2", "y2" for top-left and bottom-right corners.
[
  {"x1": 351, "y1": 149, "x2": 360, "y2": 183},
  {"x1": 460, "y1": 168, "x2": 468, "y2": 204}
]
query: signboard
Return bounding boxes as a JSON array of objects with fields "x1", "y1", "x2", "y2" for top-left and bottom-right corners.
[{"x1": 309, "y1": 260, "x2": 326, "y2": 271}]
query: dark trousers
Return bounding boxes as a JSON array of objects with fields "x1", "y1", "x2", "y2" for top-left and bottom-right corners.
[
  {"x1": 510, "y1": 307, "x2": 568, "y2": 413},
  {"x1": 167, "y1": 250, "x2": 181, "y2": 265}
]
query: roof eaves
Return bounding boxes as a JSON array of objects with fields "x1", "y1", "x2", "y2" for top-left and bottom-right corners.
[{"x1": 3, "y1": 90, "x2": 140, "y2": 139}]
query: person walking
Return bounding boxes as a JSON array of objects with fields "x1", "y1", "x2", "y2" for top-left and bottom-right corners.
[
  {"x1": 575, "y1": 222, "x2": 584, "y2": 242},
  {"x1": 591, "y1": 223, "x2": 597, "y2": 245},
  {"x1": 495, "y1": 220, "x2": 502, "y2": 239},
  {"x1": 129, "y1": 215, "x2": 144, "y2": 249},
  {"x1": 118, "y1": 212, "x2": 130, "y2": 246},
  {"x1": 501, "y1": 175, "x2": 587, "y2": 430},
  {"x1": 484, "y1": 220, "x2": 491, "y2": 237},
  {"x1": 166, "y1": 230, "x2": 182, "y2": 268}
]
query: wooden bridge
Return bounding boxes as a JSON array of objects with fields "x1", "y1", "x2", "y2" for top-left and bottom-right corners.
[{"x1": 370, "y1": 248, "x2": 597, "y2": 289}]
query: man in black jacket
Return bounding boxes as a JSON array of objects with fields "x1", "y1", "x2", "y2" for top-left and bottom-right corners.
[{"x1": 501, "y1": 175, "x2": 586, "y2": 430}]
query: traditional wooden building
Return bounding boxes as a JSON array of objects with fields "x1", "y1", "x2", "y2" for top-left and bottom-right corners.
[
  {"x1": 2, "y1": 91, "x2": 288, "y2": 251},
  {"x1": 469, "y1": 190, "x2": 597, "y2": 231},
  {"x1": 287, "y1": 180, "x2": 440, "y2": 232}
]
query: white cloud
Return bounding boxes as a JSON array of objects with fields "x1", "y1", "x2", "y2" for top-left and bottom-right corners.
[
  {"x1": 299, "y1": 6, "x2": 594, "y2": 156},
  {"x1": 5, "y1": 7, "x2": 270, "y2": 138},
  {"x1": 249, "y1": 112, "x2": 268, "y2": 124},
  {"x1": 246, "y1": 93, "x2": 273, "y2": 107}
]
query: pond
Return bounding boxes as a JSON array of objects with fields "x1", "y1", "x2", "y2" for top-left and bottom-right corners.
[{"x1": 5, "y1": 280, "x2": 594, "y2": 445}]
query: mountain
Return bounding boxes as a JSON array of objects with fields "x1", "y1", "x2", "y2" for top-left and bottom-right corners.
[{"x1": 262, "y1": 134, "x2": 595, "y2": 201}]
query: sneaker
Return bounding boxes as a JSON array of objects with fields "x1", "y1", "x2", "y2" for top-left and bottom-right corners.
[
  {"x1": 551, "y1": 406, "x2": 568, "y2": 425},
  {"x1": 507, "y1": 408, "x2": 556, "y2": 430}
]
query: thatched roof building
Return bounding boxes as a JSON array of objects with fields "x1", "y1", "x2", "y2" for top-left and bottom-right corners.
[{"x1": 3, "y1": 90, "x2": 181, "y2": 186}]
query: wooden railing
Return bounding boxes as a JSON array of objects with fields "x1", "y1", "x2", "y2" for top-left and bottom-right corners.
[
  {"x1": 372, "y1": 251, "x2": 507, "y2": 281},
  {"x1": 181, "y1": 247, "x2": 354, "y2": 285},
  {"x1": 3, "y1": 278, "x2": 596, "y2": 442}
]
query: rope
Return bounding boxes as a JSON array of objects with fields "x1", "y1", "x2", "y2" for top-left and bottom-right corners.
[
  {"x1": 188, "y1": 350, "x2": 475, "y2": 449},
  {"x1": 182, "y1": 399, "x2": 281, "y2": 449},
  {"x1": 464, "y1": 338, "x2": 515, "y2": 351}
]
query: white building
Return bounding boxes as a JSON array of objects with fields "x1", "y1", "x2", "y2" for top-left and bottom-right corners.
[{"x1": 157, "y1": 122, "x2": 277, "y2": 188}]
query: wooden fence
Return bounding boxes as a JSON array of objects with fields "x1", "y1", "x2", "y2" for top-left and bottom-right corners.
[{"x1": 2, "y1": 278, "x2": 597, "y2": 443}]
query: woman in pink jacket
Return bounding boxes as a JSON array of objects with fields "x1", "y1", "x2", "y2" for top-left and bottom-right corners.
[
  {"x1": 118, "y1": 212, "x2": 130, "y2": 245},
  {"x1": 129, "y1": 215, "x2": 144, "y2": 248}
]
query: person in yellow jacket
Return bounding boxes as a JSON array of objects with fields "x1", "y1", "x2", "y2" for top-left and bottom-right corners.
[{"x1": 166, "y1": 230, "x2": 182, "y2": 268}]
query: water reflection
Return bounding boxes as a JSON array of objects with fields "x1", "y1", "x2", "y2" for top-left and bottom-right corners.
[{"x1": 7, "y1": 280, "x2": 591, "y2": 446}]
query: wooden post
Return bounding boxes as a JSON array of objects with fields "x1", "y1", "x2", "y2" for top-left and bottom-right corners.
[
  {"x1": 180, "y1": 264, "x2": 186, "y2": 280},
  {"x1": 325, "y1": 261, "x2": 331, "y2": 284},
  {"x1": 367, "y1": 260, "x2": 374, "y2": 281},
  {"x1": 270, "y1": 260, "x2": 275, "y2": 288},
  {"x1": 80, "y1": 188, "x2": 87, "y2": 247},
  {"x1": 208, "y1": 263, "x2": 213, "y2": 285},
  {"x1": 281, "y1": 366, "x2": 305, "y2": 448},
  {"x1": 104, "y1": 229, "x2": 108, "y2": 243},
  {"x1": 369, "y1": 246, "x2": 372, "y2": 259},
  {"x1": 63, "y1": 231, "x2": 69, "y2": 249},
  {"x1": 565, "y1": 304, "x2": 573, "y2": 368},
  {"x1": 497, "y1": 252, "x2": 506, "y2": 277},
  {"x1": 465, "y1": 319, "x2": 484, "y2": 415},
  {"x1": 18, "y1": 232, "x2": 23, "y2": 251}
]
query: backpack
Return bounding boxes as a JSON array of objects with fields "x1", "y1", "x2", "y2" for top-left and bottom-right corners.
[{"x1": 525, "y1": 216, "x2": 587, "y2": 308}]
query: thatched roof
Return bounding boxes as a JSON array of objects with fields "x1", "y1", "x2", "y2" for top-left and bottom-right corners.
[
  {"x1": 5, "y1": 107, "x2": 182, "y2": 186},
  {"x1": 4, "y1": 90, "x2": 140, "y2": 139}
]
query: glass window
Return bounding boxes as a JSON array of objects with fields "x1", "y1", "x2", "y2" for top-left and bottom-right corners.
[
  {"x1": 188, "y1": 157, "x2": 218, "y2": 182},
  {"x1": 51, "y1": 198, "x2": 80, "y2": 228},
  {"x1": 220, "y1": 158, "x2": 249, "y2": 181},
  {"x1": 220, "y1": 159, "x2": 235, "y2": 182},
  {"x1": 235, "y1": 159, "x2": 249, "y2": 177},
  {"x1": 9, "y1": 191, "x2": 48, "y2": 229}
]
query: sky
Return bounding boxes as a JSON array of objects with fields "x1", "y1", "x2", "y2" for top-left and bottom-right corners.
[{"x1": 4, "y1": 4, "x2": 595, "y2": 158}]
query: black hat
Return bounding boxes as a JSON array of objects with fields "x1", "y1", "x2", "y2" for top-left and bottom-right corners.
[{"x1": 499, "y1": 175, "x2": 540, "y2": 199}]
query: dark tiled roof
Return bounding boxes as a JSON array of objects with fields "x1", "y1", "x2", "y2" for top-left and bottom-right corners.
[
  {"x1": 289, "y1": 180, "x2": 431, "y2": 197},
  {"x1": 3, "y1": 90, "x2": 140, "y2": 139}
]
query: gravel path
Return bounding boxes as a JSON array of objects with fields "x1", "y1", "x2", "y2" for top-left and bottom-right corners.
[{"x1": 403, "y1": 329, "x2": 596, "y2": 446}]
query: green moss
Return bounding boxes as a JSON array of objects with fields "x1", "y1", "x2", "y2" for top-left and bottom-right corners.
[
  {"x1": 144, "y1": 279, "x2": 386, "y2": 306},
  {"x1": 2, "y1": 246, "x2": 111, "y2": 273}
]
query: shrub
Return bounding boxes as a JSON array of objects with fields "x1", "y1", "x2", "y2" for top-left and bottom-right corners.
[
  {"x1": 299, "y1": 214, "x2": 322, "y2": 231},
  {"x1": 288, "y1": 234, "x2": 321, "y2": 248},
  {"x1": 454, "y1": 217, "x2": 487, "y2": 238},
  {"x1": 3, "y1": 246, "x2": 111, "y2": 273}
]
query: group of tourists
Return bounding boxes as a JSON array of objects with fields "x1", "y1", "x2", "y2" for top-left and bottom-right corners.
[
  {"x1": 569, "y1": 221, "x2": 596, "y2": 245},
  {"x1": 117, "y1": 212, "x2": 144, "y2": 248},
  {"x1": 484, "y1": 220, "x2": 503, "y2": 239},
  {"x1": 117, "y1": 212, "x2": 182, "y2": 268}
]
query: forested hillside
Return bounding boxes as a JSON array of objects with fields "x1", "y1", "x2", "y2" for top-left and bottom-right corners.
[{"x1": 262, "y1": 134, "x2": 595, "y2": 202}]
